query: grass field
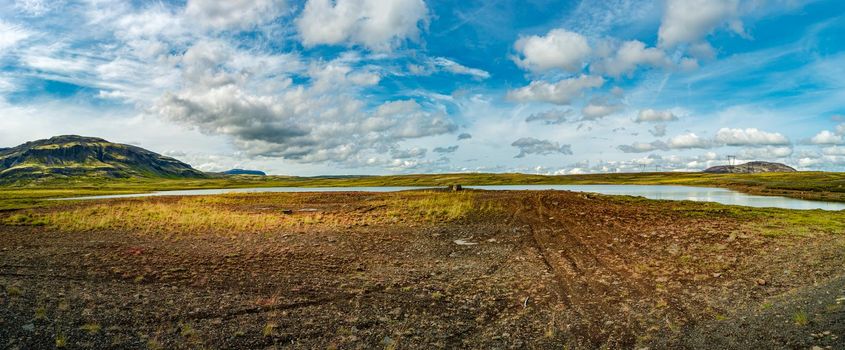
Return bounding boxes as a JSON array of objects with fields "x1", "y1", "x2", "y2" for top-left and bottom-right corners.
[{"x1": 2, "y1": 171, "x2": 845, "y2": 210}]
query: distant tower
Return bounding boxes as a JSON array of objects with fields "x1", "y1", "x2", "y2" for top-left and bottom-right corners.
[{"x1": 727, "y1": 155, "x2": 736, "y2": 166}]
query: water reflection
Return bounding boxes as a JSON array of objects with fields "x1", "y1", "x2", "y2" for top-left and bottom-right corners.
[
  {"x1": 467, "y1": 185, "x2": 845, "y2": 211},
  {"x1": 57, "y1": 184, "x2": 845, "y2": 211}
]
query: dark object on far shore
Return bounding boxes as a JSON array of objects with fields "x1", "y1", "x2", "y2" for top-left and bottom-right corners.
[
  {"x1": 223, "y1": 169, "x2": 267, "y2": 176},
  {"x1": 703, "y1": 161, "x2": 796, "y2": 174},
  {"x1": 449, "y1": 184, "x2": 463, "y2": 191}
]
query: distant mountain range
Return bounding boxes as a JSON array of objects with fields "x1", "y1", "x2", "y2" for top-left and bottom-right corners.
[
  {"x1": 703, "y1": 161, "x2": 796, "y2": 174},
  {"x1": 223, "y1": 169, "x2": 266, "y2": 176},
  {"x1": 0, "y1": 135, "x2": 803, "y2": 183},
  {"x1": 0, "y1": 135, "x2": 206, "y2": 183}
]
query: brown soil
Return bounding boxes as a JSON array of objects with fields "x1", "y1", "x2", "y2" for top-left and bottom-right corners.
[{"x1": 1, "y1": 191, "x2": 843, "y2": 349}]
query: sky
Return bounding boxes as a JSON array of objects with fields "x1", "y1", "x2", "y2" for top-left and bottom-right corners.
[{"x1": 1, "y1": 0, "x2": 845, "y2": 175}]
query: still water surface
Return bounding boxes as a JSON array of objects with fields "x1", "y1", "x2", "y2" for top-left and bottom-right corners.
[{"x1": 56, "y1": 184, "x2": 845, "y2": 211}]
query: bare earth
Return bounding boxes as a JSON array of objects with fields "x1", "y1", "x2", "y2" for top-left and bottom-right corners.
[{"x1": 1, "y1": 191, "x2": 844, "y2": 349}]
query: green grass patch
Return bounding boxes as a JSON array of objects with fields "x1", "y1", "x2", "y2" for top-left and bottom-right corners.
[{"x1": 744, "y1": 209, "x2": 845, "y2": 237}]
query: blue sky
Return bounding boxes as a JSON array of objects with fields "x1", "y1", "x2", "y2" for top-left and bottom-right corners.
[{"x1": 1, "y1": 0, "x2": 844, "y2": 175}]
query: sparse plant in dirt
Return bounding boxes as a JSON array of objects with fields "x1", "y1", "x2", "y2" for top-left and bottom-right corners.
[
  {"x1": 793, "y1": 311, "x2": 809, "y2": 326},
  {"x1": 146, "y1": 338, "x2": 163, "y2": 350},
  {"x1": 34, "y1": 306, "x2": 47, "y2": 320},
  {"x1": 262, "y1": 322, "x2": 277, "y2": 337},
  {"x1": 180, "y1": 323, "x2": 197, "y2": 338},
  {"x1": 6, "y1": 285, "x2": 22, "y2": 297},
  {"x1": 80, "y1": 322, "x2": 101, "y2": 334},
  {"x1": 55, "y1": 334, "x2": 67, "y2": 348}
]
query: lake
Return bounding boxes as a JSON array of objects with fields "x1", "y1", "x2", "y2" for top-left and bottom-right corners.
[{"x1": 55, "y1": 184, "x2": 845, "y2": 211}]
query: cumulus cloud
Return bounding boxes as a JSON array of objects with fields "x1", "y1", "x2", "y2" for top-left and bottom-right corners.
[
  {"x1": 668, "y1": 132, "x2": 713, "y2": 149},
  {"x1": 507, "y1": 75, "x2": 604, "y2": 105},
  {"x1": 810, "y1": 130, "x2": 844, "y2": 145},
  {"x1": 525, "y1": 109, "x2": 573, "y2": 125},
  {"x1": 617, "y1": 140, "x2": 669, "y2": 153},
  {"x1": 511, "y1": 137, "x2": 573, "y2": 158},
  {"x1": 185, "y1": 0, "x2": 287, "y2": 30},
  {"x1": 581, "y1": 98, "x2": 623, "y2": 120},
  {"x1": 433, "y1": 145, "x2": 459, "y2": 154},
  {"x1": 457, "y1": 133, "x2": 472, "y2": 140},
  {"x1": 635, "y1": 109, "x2": 677, "y2": 123},
  {"x1": 714, "y1": 128, "x2": 790, "y2": 146},
  {"x1": 658, "y1": 0, "x2": 745, "y2": 48},
  {"x1": 296, "y1": 0, "x2": 429, "y2": 51},
  {"x1": 512, "y1": 29, "x2": 591, "y2": 73},
  {"x1": 591, "y1": 40, "x2": 670, "y2": 77},
  {"x1": 153, "y1": 41, "x2": 457, "y2": 165}
]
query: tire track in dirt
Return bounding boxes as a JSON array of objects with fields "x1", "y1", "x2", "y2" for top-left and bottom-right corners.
[{"x1": 511, "y1": 192, "x2": 689, "y2": 347}]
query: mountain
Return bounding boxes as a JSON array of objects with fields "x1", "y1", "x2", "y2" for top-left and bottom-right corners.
[
  {"x1": 0, "y1": 135, "x2": 206, "y2": 182},
  {"x1": 703, "y1": 161, "x2": 797, "y2": 174},
  {"x1": 223, "y1": 169, "x2": 266, "y2": 176}
]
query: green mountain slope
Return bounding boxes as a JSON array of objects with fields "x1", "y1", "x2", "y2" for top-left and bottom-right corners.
[{"x1": 0, "y1": 135, "x2": 206, "y2": 183}]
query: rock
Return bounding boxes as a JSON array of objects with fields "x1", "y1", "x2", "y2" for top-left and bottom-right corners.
[
  {"x1": 453, "y1": 239, "x2": 478, "y2": 246},
  {"x1": 281, "y1": 209, "x2": 294, "y2": 215},
  {"x1": 448, "y1": 184, "x2": 463, "y2": 191},
  {"x1": 755, "y1": 278, "x2": 767, "y2": 286}
]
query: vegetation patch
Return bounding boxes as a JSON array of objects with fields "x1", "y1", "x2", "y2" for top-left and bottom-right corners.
[
  {"x1": 4, "y1": 192, "x2": 499, "y2": 234},
  {"x1": 742, "y1": 209, "x2": 845, "y2": 237}
]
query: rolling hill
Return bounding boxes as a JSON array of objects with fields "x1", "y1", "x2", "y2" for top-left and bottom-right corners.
[
  {"x1": 0, "y1": 135, "x2": 206, "y2": 183},
  {"x1": 703, "y1": 161, "x2": 796, "y2": 174}
]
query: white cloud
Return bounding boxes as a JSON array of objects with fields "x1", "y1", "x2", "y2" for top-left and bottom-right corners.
[
  {"x1": 668, "y1": 132, "x2": 713, "y2": 149},
  {"x1": 185, "y1": 0, "x2": 288, "y2": 30},
  {"x1": 635, "y1": 109, "x2": 677, "y2": 123},
  {"x1": 296, "y1": 0, "x2": 429, "y2": 51},
  {"x1": 810, "y1": 130, "x2": 844, "y2": 145},
  {"x1": 0, "y1": 21, "x2": 32, "y2": 53},
  {"x1": 429, "y1": 57, "x2": 490, "y2": 79},
  {"x1": 513, "y1": 29, "x2": 591, "y2": 73},
  {"x1": 737, "y1": 146, "x2": 793, "y2": 159},
  {"x1": 14, "y1": 0, "x2": 55, "y2": 16},
  {"x1": 507, "y1": 75, "x2": 604, "y2": 105},
  {"x1": 658, "y1": 0, "x2": 745, "y2": 48},
  {"x1": 822, "y1": 146, "x2": 845, "y2": 156},
  {"x1": 714, "y1": 127, "x2": 790, "y2": 146},
  {"x1": 581, "y1": 98, "x2": 623, "y2": 120},
  {"x1": 592, "y1": 40, "x2": 670, "y2": 77},
  {"x1": 617, "y1": 140, "x2": 669, "y2": 153}
]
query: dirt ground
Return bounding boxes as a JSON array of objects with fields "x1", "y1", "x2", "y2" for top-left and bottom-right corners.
[{"x1": 1, "y1": 190, "x2": 844, "y2": 349}]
